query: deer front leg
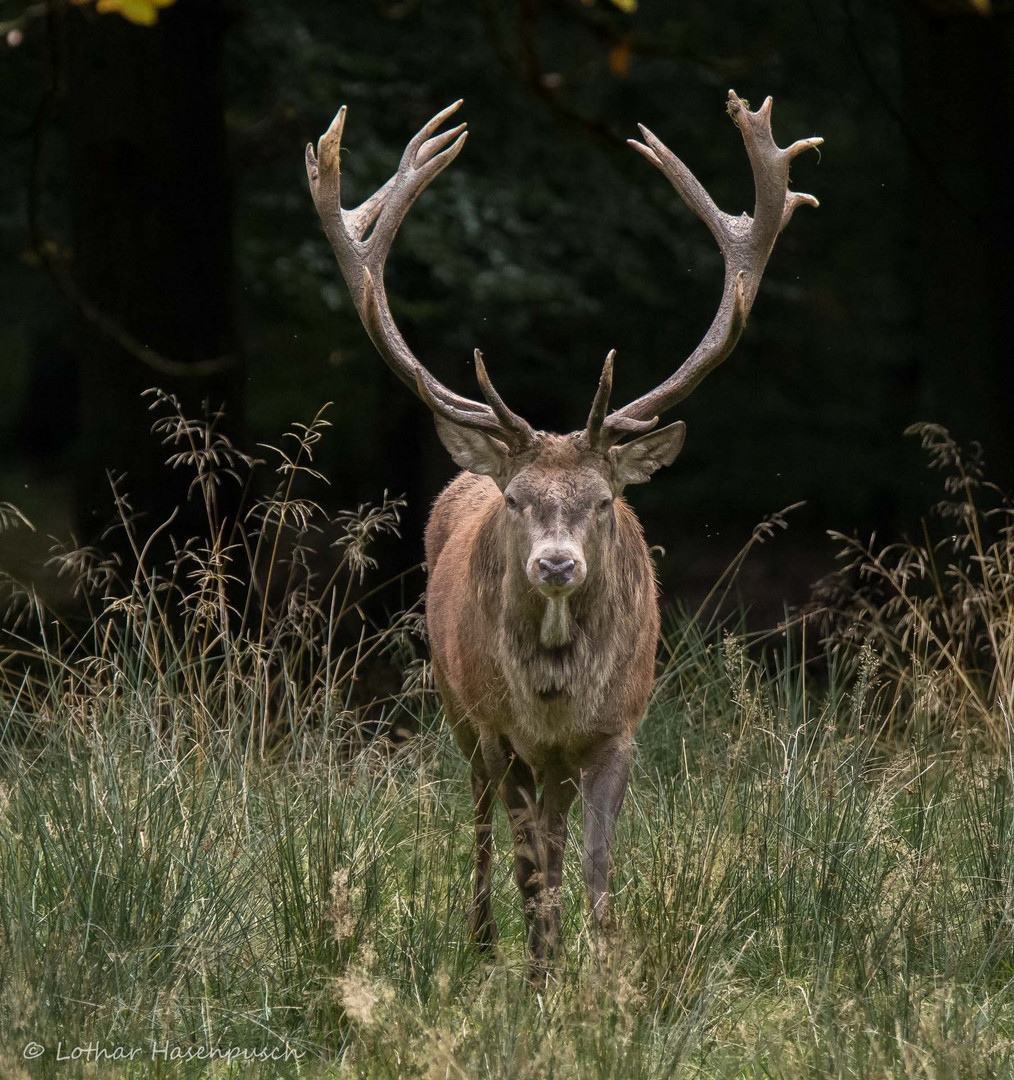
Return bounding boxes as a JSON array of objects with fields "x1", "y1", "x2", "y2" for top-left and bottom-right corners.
[
  {"x1": 580, "y1": 735, "x2": 632, "y2": 930},
  {"x1": 538, "y1": 767, "x2": 579, "y2": 959},
  {"x1": 479, "y1": 732, "x2": 547, "y2": 959},
  {"x1": 470, "y1": 769, "x2": 497, "y2": 951}
]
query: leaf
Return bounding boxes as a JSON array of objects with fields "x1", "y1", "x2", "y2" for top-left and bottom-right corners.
[
  {"x1": 609, "y1": 37, "x2": 632, "y2": 75},
  {"x1": 93, "y1": 0, "x2": 177, "y2": 26}
]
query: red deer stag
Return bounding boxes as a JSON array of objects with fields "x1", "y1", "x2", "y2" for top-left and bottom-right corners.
[{"x1": 306, "y1": 92, "x2": 821, "y2": 967}]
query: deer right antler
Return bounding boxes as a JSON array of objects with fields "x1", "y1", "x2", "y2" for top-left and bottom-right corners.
[
  {"x1": 599, "y1": 90, "x2": 822, "y2": 445},
  {"x1": 306, "y1": 102, "x2": 535, "y2": 452}
]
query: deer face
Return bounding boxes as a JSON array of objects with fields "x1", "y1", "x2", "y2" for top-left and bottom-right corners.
[
  {"x1": 503, "y1": 448, "x2": 611, "y2": 598},
  {"x1": 433, "y1": 426, "x2": 687, "y2": 599}
]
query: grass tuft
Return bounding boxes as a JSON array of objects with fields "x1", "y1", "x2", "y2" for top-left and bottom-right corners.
[{"x1": 814, "y1": 423, "x2": 1014, "y2": 745}]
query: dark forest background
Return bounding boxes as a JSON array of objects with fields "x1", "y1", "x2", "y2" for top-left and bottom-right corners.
[{"x1": 1, "y1": 0, "x2": 1011, "y2": 625}]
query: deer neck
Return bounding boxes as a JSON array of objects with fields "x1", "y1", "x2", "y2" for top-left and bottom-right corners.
[{"x1": 540, "y1": 596, "x2": 572, "y2": 647}]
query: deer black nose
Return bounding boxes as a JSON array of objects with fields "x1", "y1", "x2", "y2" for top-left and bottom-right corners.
[{"x1": 537, "y1": 557, "x2": 576, "y2": 586}]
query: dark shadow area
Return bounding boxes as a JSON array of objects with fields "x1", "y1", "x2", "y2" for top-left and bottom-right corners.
[{"x1": 1, "y1": 0, "x2": 1011, "y2": 625}]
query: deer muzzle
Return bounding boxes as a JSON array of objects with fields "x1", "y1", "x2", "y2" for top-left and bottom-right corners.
[{"x1": 529, "y1": 550, "x2": 586, "y2": 596}]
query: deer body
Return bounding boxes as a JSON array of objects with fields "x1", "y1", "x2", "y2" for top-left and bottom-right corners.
[
  {"x1": 306, "y1": 91, "x2": 821, "y2": 969},
  {"x1": 425, "y1": 453, "x2": 660, "y2": 951},
  {"x1": 425, "y1": 462, "x2": 658, "y2": 764}
]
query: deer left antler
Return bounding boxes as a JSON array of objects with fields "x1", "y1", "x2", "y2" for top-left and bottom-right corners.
[{"x1": 599, "y1": 90, "x2": 822, "y2": 445}]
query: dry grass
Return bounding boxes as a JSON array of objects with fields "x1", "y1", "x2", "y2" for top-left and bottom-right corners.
[
  {"x1": 0, "y1": 391, "x2": 424, "y2": 765},
  {"x1": 1, "y1": 414, "x2": 1013, "y2": 1078},
  {"x1": 813, "y1": 423, "x2": 1014, "y2": 744}
]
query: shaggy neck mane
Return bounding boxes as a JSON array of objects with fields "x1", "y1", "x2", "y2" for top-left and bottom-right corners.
[
  {"x1": 472, "y1": 500, "x2": 652, "y2": 705},
  {"x1": 539, "y1": 597, "x2": 571, "y2": 648}
]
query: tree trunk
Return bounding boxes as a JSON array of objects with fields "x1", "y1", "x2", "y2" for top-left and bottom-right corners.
[
  {"x1": 899, "y1": 6, "x2": 1014, "y2": 489},
  {"x1": 66, "y1": 0, "x2": 242, "y2": 540}
]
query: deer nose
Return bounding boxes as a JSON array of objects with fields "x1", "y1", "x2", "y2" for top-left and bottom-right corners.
[{"x1": 537, "y1": 556, "x2": 576, "y2": 587}]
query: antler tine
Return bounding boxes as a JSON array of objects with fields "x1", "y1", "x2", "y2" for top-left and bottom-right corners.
[
  {"x1": 414, "y1": 366, "x2": 522, "y2": 453},
  {"x1": 604, "y1": 90, "x2": 821, "y2": 436},
  {"x1": 585, "y1": 350, "x2": 660, "y2": 450},
  {"x1": 307, "y1": 102, "x2": 522, "y2": 434},
  {"x1": 585, "y1": 349, "x2": 615, "y2": 450},
  {"x1": 473, "y1": 350, "x2": 535, "y2": 446}
]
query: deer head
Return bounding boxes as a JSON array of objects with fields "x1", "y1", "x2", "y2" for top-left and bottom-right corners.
[{"x1": 305, "y1": 93, "x2": 821, "y2": 601}]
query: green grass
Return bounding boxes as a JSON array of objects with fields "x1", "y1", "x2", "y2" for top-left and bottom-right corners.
[
  {"x1": 3, "y1": 624, "x2": 1014, "y2": 1079},
  {"x1": 2, "y1": 412, "x2": 1013, "y2": 1078}
]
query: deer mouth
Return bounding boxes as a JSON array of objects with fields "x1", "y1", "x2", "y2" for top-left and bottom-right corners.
[{"x1": 535, "y1": 581, "x2": 576, "y2": 600}]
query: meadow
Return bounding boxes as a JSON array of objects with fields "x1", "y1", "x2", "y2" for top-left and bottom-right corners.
[{"x1": 2, "y1": 403, "x2": 1012, "y2": 1079}]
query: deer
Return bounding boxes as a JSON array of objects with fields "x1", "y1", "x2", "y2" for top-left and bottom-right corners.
[{"x1": 306, "y1": 91, "x2": 821, "y2": 971}]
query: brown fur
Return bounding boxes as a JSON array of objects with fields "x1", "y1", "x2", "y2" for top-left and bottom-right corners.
[
  {"x1": 423, "y1": 434, "x2": 665, "y2": 970},
  {"x1": 306, "y1": 92, "x2": 820, "y2": 977},
  {"x1": 426, "y1": 472, "x2": 657, "y2": 767}
]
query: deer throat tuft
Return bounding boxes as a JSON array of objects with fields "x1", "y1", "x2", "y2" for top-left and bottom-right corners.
[{"x1": 539, "y1": 596, "x2": 572, "y2": 648}]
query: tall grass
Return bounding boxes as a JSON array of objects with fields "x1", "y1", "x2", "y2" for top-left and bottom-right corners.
[
  {"x1": 1, "y1": 415, "x2": 1013, "y2": 1078},
  {"x1": 1, "y1": 391, "x2": 422, "y2": 764},
  {"x1": 814, "y1": 423, "x2": 1014, "y2": 744}
]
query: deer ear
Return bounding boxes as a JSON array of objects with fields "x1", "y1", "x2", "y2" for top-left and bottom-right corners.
[
  {"x1": 609, "y1": 421, "x2": 686, "y2": 489},
  {"x1": 433, "y1": 415, "x2": 511, "y2": 485}
]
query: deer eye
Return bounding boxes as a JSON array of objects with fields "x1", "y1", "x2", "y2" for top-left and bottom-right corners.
[
  {"x1": 505, "y1": 494, "x2": 519, "y2": 510},
  {"x1": 598, "y1": 497, "x2": 612, "y2": 511}
]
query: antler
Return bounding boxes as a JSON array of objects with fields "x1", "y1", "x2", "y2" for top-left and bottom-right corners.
[
  {"x1": 601, "y1": 90, "x2": 822, "y2": 443},
  {"x1": 306, "y1": 102, "x2": 535, "y2": 451}
]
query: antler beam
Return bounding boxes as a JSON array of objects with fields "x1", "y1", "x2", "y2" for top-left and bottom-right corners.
[
  {"x1": 602, "y1": 90, "x2": 822, "y2": 440},
  {"x1": 305, "y1": 102, "x2": 534, "y2": 451}
]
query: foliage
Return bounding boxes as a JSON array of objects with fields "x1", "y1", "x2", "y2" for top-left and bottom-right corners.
[
  {"x1": 68, "y1": 0, "x2": 176, "y2": 28},
  {"x1": 814, "y1": 425, "x2": 1014, "y2": 745}
]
